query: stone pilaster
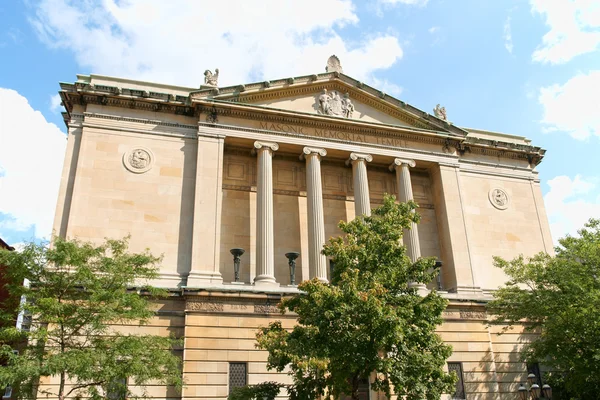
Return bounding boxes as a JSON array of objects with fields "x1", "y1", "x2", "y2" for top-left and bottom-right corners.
[
  {"x1": 187, "y1": 133, "x2": 226, "y2": 286},
  {"x1": 430, "y1": 163, "x2": 481, "y2": 294},
  {"x1": 301, "y1": 147, "x2": 328, "y2": 282},
  {"x1": 346, "y1": 153, "x2": 373, "y2": 217},
  {"x1": 254, "y1": 141, "x2": 279, "y2": 286},
  {"x1": 390, "y1": 158, "x2": 421, "y2": 262}
]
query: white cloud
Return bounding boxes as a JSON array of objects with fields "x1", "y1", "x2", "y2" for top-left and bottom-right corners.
[
  {"x1": 530, "y1": 0, "x2": 600, "y2": 64},
  {"x1": 379, "y1": 0, "x2": 429, "y2": 5},
  {"x1": 369, "y1": 77, "x2": 402, "y2": 96},
  {"x1": 0, "y1": 88, "x2": 67, "y2": 240},
  {"x1": 29, "y1": 0, "x2": 404, "y2": 89},
  {"x1": 428, "y1": 26, "x2": 440, "y2": 34},
  {"x1": 503, "y1": 16, "x2": 513, "y2": 54},
  {"x1": 544, "y1": 174, "x2": 600, "y2": 242},
  {"x1": 49, "y1": 93, "x2": 61, "y2": 113},
  {"x1": 538, "y1": 70, "x2": 600, "y2": 139}
]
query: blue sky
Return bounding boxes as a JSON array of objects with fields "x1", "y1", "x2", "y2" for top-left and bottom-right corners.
[{"x1": 1, "y1": 0, "x2": 599, "y2": 246}]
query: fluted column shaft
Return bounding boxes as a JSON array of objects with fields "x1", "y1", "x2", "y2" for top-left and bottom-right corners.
[
  {"x1": 347, "y1": 153, "x2": 373, "y2": 217},
  {"x1": 254, "y1": 141, "x2": 279, "y2": 285},
  {"x1": 302, "y1": 147, "x2": 328, "y2": 282},
  {"x1": 391, "y1": 158, "x2": 421, "y2": 262}
]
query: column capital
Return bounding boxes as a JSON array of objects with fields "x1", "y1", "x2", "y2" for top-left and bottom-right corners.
[
  {"x1": 346, "y1": 152, "x2": 373, "y2": 166},
  {"x1": 301, "y1": 147, "x2": 327, "y2": 159},
  {"x1": 253, "y1": 141, "x2": 279, "y2": 152},
  {"x1": 389, "y1": 158, "x2": 416, "y2": 171}
]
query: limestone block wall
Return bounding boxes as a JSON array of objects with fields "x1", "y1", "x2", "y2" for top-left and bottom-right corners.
[
  {"x1": 459, "y1": 172, "x2": 553, "y2": 292},
  {"x1": 183, "y1": 296, "x2": 298, "y2": 400},
  {"x1": 181, "y1": 296, "x2": 533, "y2": 400},
  {"x1": 54, "y1": 107, "x2": 198, "y2": 287}
]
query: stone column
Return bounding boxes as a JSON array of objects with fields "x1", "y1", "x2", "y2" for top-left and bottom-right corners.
[
  {"x1": 254, "y1": 141, "x2": 279, "y2": 286},
  {"x1": 346, "y1": 153, "x2": 373, "y2": 217},
  {"x1": 301, "y1": 147, "x2": 328, "y2": 282},
  {"x1": 390, "y1": 158, "x2": 421, "y2": 262}
]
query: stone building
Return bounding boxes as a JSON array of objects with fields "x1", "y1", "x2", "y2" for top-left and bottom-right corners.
[{"x1": 53, "y1": 56, "x2": 553, "y2": 399}]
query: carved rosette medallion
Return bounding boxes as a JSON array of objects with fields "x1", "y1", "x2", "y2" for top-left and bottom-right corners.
[
  {"x1": 123, "y1": 147, "x2": 153, "y2": 174},
  {"x1": 489, "y1": 188, "x2": 509, "y2": 210}
]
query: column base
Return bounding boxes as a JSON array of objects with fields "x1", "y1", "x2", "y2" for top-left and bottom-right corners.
[
  {"x1": 186, "y1": 271, "x2": 223, "y2": 287},
  {"x1": 448, "y1": 285, "x2": 483, "y2": 295},
  {"x1": 254, "y1": 275, "x2": 279, "y2": 288},
  {"x1": 409, "y1": 282, "x2": 430, "y2": 296}
]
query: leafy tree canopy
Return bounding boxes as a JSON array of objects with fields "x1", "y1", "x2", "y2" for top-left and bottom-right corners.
[
  {"x1": 228, "y1": 381, "x2": 285, "y2": 400},
  {"x1": 255, "y1": 195, "x2": 455, "y2": 400},
  {"x1": 488, "y1": 219, "x2": 600, "y2": 400},
  {"x1": 0, "y1": 237, "x2": 182, "y2": 400}
]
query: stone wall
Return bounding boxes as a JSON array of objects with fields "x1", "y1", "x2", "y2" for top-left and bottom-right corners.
[{"x1": 180, "y1": 295, "x2": 528, "y2": 400}]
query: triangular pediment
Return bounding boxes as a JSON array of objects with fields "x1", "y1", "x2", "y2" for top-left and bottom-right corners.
[{"x1": 190, "y1": 73, "x2": 466, "y2": 136}]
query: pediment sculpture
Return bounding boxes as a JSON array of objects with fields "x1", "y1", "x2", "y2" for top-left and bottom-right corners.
[{"x1": 317, "y1": 89, "x2": 354, "y2": 118}]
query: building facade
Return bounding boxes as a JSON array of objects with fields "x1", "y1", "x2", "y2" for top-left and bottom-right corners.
[{"x1": 53, "y1": 57, "x2": 553, "y2": 399}]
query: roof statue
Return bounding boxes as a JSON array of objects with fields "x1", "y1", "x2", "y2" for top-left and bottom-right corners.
[
  {"x1": 204, "y1": 68, "x2": 219, "y2": 87},
  {"x1": 326, "y1": 55, "x2": 343, "y2": 73},
  {"x1": 433, "y1": 103, "x2": 447, "y2": 121}
]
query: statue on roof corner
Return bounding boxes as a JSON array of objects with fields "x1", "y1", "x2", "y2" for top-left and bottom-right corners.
[
  {"x1": 433, "y1": 104, "x2": 447, "y2": 121},
  {"x1": 316, "y1": 89, "x2": 354, "y2": 118},
  {"x1": 326, "y1": 55, "x2": 343, "y2": 73},
  {"x1": 204, "y1": 68, "x2": 219, "y2": 87}
]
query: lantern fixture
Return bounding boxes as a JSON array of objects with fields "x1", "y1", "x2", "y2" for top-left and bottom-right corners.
[
  {"x1": 285, "y1": 252, "x2": 300, "y2": 285},
  {"x1": 230, "y1": 248, "x2": 245, "y2": 282}
]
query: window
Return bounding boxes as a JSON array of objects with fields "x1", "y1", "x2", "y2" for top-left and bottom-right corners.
[
  {"x1": 20, "y1": 314, "x2": 32, "y2": 332},
  {"x1": 229, "y1": 362, "x2": 247, "y2": 394},
  {"x1": 448, "y1": 362, "x2": 466, "y2": 399},
  {"x1": 106, "y1": 377, "x2": 127, "y2": 400}
]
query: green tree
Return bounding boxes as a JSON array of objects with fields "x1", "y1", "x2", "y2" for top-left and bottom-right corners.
[
  {"x1": 488, "y1": 219, "x2": 600, "y2": 400},
  {"x1": 228, "y1": 381, "x2": 285, "y2": 400},
  {"x1": 0, "y1": 237, "x2": 183, "y2": 400},
  {"x1": 256, "y1": 195, "x2": 455, "y2": 400}
]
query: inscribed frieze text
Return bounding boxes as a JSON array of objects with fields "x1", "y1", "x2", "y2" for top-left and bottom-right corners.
[
  {"x1": 256, "y1": 121, "x2": 407, "y2": 148},
  {"x1": 187, "y1": 300, "x2": 224, "y2": 312}
]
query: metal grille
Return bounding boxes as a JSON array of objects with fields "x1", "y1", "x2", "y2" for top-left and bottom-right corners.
[
  {"x1": 448, "y1": 362, "x2": 466, "y2": 399},
  {"x1": 229, "y1": 362, "x2": 247, "y2": 393}
]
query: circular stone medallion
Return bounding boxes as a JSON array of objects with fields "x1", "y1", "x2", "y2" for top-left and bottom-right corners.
[
  {"x1": 488, "y1": 188, "x2": 509, "y2": 210},
  {"x1": 123, "y1": 147, "x2": 153, "y2": 174}
]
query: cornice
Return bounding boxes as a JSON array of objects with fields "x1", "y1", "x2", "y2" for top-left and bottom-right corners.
[
  {"x1": 82, "y1": 112, "x2": 196, "y2": 130},
  {"x1": 59, "y1": 82, "x2": 546, "y2": 165}
]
